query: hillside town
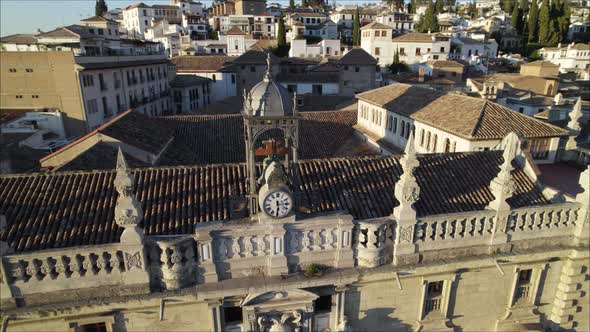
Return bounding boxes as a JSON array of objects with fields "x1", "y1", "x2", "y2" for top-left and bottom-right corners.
[{"x1": 0, "y1": 0, "x2": 589, "y2": 331}]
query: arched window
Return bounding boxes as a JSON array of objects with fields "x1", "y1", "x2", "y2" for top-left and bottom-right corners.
[
  {"x1": 212, "y1": 74, "x2": 217, "y2": 82},
  {"x1": 405, "y1": 123, "x2": 411, "y2": 139},
  {"x1": 393, "y1": 117, "x2": 397, "y2": 133},
  {"x1": 387, "y1": 115, "x2": 393, "y2": 131},
  {"x1": 444, "y1": 138, "x2": 451, "y2": 153},
  {"x1": 426, "y1": 132, "x2": 431, "y2": 151},
  {"x1": 451, "y1": 141, "x2": 457, "y2": 152},
  {"x1": 401, "y1": 120, "x2": 406, "y2": 137},
  {"x1": 420, "y1": 129, "x2": 425, "y2": 147},
  {"x1": 432, "y1": 134, "x2": 438, "y2": 152}
]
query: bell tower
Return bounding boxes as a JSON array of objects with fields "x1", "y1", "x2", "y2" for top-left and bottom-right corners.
[{"x1": 242, "y1": 53, "x2": 300, "y2": 220}]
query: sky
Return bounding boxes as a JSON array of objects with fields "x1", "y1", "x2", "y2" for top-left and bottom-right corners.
[{"x1": 0, "y1": 0, "x2": 470, "y2": 37}]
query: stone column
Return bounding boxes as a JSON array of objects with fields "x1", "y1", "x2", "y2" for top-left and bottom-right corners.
[
  {"x1": 0, "y1": 219, "x2": 15, "y2": 310},
  {"x1": 195, "y1": 231, "x2": 218, "y2": 284},
  {"x1": 573, "y1": 166, "x2": 589, "y2": 246},
  {"x1": 207, "y1": 299, "x2": 223, "y2": 332},
  {"x1": 268, "y1": 223, "x2": 288, "y2": 276},
  {"x1": 331, "y1": 285, "x2": 348, "y2": 331}
]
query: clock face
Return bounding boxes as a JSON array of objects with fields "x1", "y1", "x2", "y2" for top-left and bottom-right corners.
[{"x1": 263, "y1": 190, "x2": 293, "y2": 218}]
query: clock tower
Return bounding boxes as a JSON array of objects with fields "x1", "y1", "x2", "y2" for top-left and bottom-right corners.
[{"x1": 242, "y1": 52, "x2": 300, "y2": 220}]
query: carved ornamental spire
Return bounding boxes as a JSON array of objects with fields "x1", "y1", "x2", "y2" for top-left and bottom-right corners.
[
  {"x1": 0, "y1": 214, "x2": 13, "y2": 256},
  {"x1": 566, "y1": 97, "x2": 583, "y2": 149},
  {"x1": 392, "y1": 131, "x2": 420, "y2": 222},
  {"x1": 263, "y1": 52, "x2": 272, "y2": 82},
  {"x1": 243, "y1": 88, "x2": 252, "y2": 116},
  {"x1": 487, "y1": 132, "x2": 520, "y2": 211},
  {"x1": 114, "y1": 148, "x2": 144, "y2": 244}
]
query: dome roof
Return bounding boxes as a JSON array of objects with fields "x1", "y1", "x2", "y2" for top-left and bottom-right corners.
[{"x1": 246, "y1": 54, "x2": 294, "y2": 117}]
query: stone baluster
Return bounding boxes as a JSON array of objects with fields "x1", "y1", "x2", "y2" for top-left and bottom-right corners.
[
  {"x1": 302, "y1": 231, "x2": 311, "y2": 252},
  {"x1": 357, "y1": 221, "x2": 383, "y2": 268},
  {"x1": 392, "y1": 131, "x2": 420, "y2": 266},
  {"x1": 232, "y1": 236, "x2": 242, "y2": 258},
  {"x1": 313, "y1": 230, "x2": 322, "y2": 251}
]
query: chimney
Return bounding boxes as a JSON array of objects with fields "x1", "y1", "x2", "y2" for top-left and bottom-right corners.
[{"x1": 418, "y1": 67, "x2": 425, "y2": 82}]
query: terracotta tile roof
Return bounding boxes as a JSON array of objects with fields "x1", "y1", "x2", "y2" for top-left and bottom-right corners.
[
  {"x1": 170, "y1": 74, "x2": 210, "y2": 88},
  {"x1": 80, "y1": 16, "x2": 118, "y2": 23},
  {"x1": 226, "y1": 27, "x2": 247, "y2": 35},
  {"x1": 339, "y1": 48, "x2": 377, "y2": 65},
  {"x1": 360, "y1": 22, "x2": 392, "y2": 30},
  {"x1": 59, "y1": 143, "x2": 149, "y2": 172},
  {"x1": 0, "y1": 151, "x2": 549, "y2": 253},
  {"x1": 425, "y1": 60, "x2": 464, "y2": 68},
  {"x1": 357, "y1": 84, "x2": 568, "y2": 140},
  {"x1": 172, "y1": 55, "x2": 235, "y2": 72},
  {"x1": 160, "y1": 110, "x2": 373, "y2": 165},
  {"x1": 392, "y1": 33, "x2": 438, "y2": 43},
  {"x1": 476, "y1": 73, "x2": 559, "y2": 96},
  {"x1": 43, "y1": 110, "x2": 374, "y2": 171},
  {"x1": 570, "y1": 43, "x2": 589, "y2": 50},
  {"x1": 0, "y1": 34, "x2": 37, "y2": 45},
  {"x1": 523, "y1": 60, "x2": 559, "y2": 68}
]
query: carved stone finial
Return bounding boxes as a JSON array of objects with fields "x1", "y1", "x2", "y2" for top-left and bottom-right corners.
[
  {"x1": 263, "y1": 52, "x2": 272, "y2": 82},
  {"x1": 292, "y1": 92, "x2": 298, "y2": 116},
  {"x1": 487, "y1": 132, "x2": 520, "y2": 211},
  {"x1": 566, "y1": 97, "x2": 583, "y2": 150},
  {"x1": 243, "y1": 89, "x2": 252, "y2": 115},
  {"x1": 113, "y1": 148, "x2": 144, "y2": 244},
  {"x1": 393, "y1": 131, "x2": 420, "y2": 222},
  {"x1": 576, "y1": 165, "x2": 590, "y2": 207},
  {"x1": 0, "y1": 214, "x2": 14, "y2": 256}
]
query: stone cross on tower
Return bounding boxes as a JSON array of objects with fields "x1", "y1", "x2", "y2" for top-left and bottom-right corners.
[
  {"x1": 114, "y1": 148, "x2": 145, "y2": 244},
  {"x1": 487, "y1": 132, "x2": 520, "y2": 211}
]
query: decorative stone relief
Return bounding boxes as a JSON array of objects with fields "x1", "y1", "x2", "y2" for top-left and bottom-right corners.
[{"x1": 125, "y1": 251, "x2": 143, "y2": 271}]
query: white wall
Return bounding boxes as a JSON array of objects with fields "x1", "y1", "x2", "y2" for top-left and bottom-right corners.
[
  {"x1": 279, "y1": 82, "x2": 339, "y2": 95},
  {"x1": 182, "y1": 71, "x2": 237, "y2": 102}
]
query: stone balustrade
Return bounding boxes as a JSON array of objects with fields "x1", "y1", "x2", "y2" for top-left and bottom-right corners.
[
  {"x1": 1, "y1": 241, "x2": 149, "y2": 304},
  {"x1": 506, "y1": 203, "x2": 581, "y2": 241},
  {"x1": 0, "y1": 201, "x2": 586, "y2": 302},
  {"x1": 414, "y1": 210, "x2": 497, "y2": 251}
]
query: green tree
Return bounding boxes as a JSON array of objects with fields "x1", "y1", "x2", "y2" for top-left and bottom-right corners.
[
  {"x1": 352, "y1": 7, "x2": 361, "y2": 46},
  {"x1": 95, "y1": 0, "x2": 108, "y2": 16},
  {"x1": 277, "y1": 14, "x2": 286, "y2": 48},
  {"x1": 289, "y1": 0, "x2": 295, "y2": 9},
  {"x1": 501, "y1": 0, "x2": 513, "y2": 13},
  {"x1": 527, "y1": 0, "x2": 539, "y2": 42},
  {"x1": 301, "y1": 0, "x2": 308, "y2": 7},
  {"x1": 558, "y1": 0, "x2": 571, "y2": 42},
  {"x1": 467, "y1": 0, "x2": 477, "y2": 19},
  {"x1": 510, "y1": 3, "x2": 523, "y2": 34},
  {"x1": 416, "y1": 2, "x2": 439, "y2": 33},
  {"x1": 435, "y1": 0, "x2": 444, "y2": 14},
  {"x1": 409, "y1": 0, "x2": 416, "y2": 14},
  {"x1": 389, "y1": 48, "x2": 409, "y2": 73},
  {"x1": 538, "y1": 0, "x2": 559, "y2": 45}
]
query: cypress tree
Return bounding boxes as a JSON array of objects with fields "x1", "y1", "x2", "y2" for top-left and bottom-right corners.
[
  {"x1": 277, "y1": 14, "x2": 286, "y2": 48},
  {"x1": 409, "y1": 0, "x2": 416, "y2": 14},
  {"x1": 527, "y1": 0, "x2": 539, "y2": 42},
  {"x1": 558, "y1": 0, "x2": 571, "y2": 42},
  {"x1": 416, "y1": 2, "x2": 439, "y2": 33},
  {"x1": 538, "y1": 0, "x2": 551, "y2": 44},
  {"x1": 352, "y1": 7, "x2": 361, "y2": 46},
  {"x1": 511, "y1": 3, "x2": 524, "y2": 34},
  {"x1": 435, "y1": 0, "x2": 444, "y2": 14},
  {"x1": 519, "y1": 0, "x2": 529, "y2": 35},
  {"x1": 301, "y1": 0, "x2": 308, "y2": 8},
  {"x1": 95, "y1": 0, "x2": 108, "y2": 16},
  {"x1": 502, "y1": 0, "x2": 513, "y2": 13},
  {"x1": 289, "y1": 0, "x2": 295, "y2": 9}
]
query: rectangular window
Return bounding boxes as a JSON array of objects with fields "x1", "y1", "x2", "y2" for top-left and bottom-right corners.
[
  {"x1": 399, "y1": 48, "x2": 405, "y2": 55},
  {"x1": 424, "y1": 281, "x2": 444, "y2": 317},
  {"x1": 513, "y1": 269, "x2": 533, "y2": 305},
  {"x1": 250, "y1": 66, "x2": 256, "y2": 72},
  {"x1": 79, "y1": 322, "x2": 107, "y2": 332},
  {"x1": 375, "y1": 47, "x2": 380, "y2": 56},
  {"x1": 416, "y1": 48, "x2": 421, "y2": 55},
  {"x1": 312, "y1": 84, "x2": 323, "y2": 95}
]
